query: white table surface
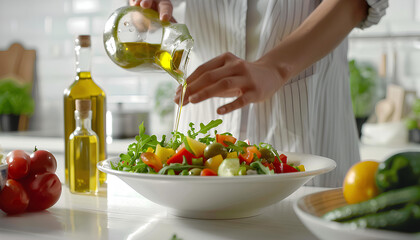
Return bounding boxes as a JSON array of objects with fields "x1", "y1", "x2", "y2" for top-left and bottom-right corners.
[
  {"x1": 0, "y1": 174, "x2": 328, "y2": 240},
  {"x1": 1, "y1": 134, "x2": 418, "y2": 240}
]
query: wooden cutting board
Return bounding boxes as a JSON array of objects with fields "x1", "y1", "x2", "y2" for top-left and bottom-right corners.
[
  {"x1": 0, "y1": 43, "x2": 36, "y2": 131},
  {"x1": 0, "y1": 43, "x2": 36, "y2": 85}
]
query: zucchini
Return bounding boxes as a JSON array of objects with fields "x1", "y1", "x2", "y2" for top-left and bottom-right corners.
[
  {"x1": 323, "y1": 186, "x2": 420, "y2": 222},
  {"x1": 376, "y1": 152, "x2": 420, "y2": 192},
  {"x1": 341, "y1": 202, "x2": 420, "y2": 233}
]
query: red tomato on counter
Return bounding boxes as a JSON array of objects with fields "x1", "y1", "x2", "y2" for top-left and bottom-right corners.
[
  {"x1": 21, "y1": 172, "x2": 62, "y2": 212},
  {"x1": 0, "y1": 179, "x2": 29, "y2": 214},
  {"x1": 29, "y1": 149, "x2": 57, "y2": 175},
  {"x1": 6, "y1": 150, "x2": 31, "y2": 180},
  {"x1": 1, "y1": 148, "x2": 62, "y2": 214}
]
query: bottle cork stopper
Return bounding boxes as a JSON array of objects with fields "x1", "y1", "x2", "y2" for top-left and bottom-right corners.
[
  {"x1": 77, "y1": 35, "x2": 91, "y2": 47},
  {"x1": 75, "y1": 99, "x2": 91, "y2": 118}
]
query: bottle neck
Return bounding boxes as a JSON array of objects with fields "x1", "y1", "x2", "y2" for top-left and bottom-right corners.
[
  {"x1": 75, "y1": 46, "x2": 92, "y2": 74},
  {"x1": 74, "y1": 110, "x2": 93, "y2": 131}
]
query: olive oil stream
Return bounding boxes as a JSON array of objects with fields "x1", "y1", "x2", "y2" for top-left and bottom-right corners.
[{"x1": 115, "y1": 42, "x2": 188, "y2": 131}]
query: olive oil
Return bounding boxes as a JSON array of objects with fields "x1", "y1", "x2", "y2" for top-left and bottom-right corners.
[
  {"x1": 68, "y1": 99, "x2": 99, "y2": 194},
  {"x1": 115, "y1": 42, "x2": 186, "y2": 84},
  {"x1": 64, "y1": 35, "x2": 106, "y2": 186},
  {"x1": 111, "y1": 42, "x2": 188, "y2": 131}
]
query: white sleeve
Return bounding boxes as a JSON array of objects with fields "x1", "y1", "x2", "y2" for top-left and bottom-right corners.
[{"x1": 358, "y1": 0, "x2": 389, "y2": 29}]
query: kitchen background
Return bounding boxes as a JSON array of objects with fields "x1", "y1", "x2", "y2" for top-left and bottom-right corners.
[{"x1": 0, "y1": 0, "x2": 420, "y2": 143}]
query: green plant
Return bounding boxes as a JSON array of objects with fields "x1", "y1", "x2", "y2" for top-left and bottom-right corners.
[
  {"x1": 0, "y1": 78, "x2": 35, "y2": 115},
  {"x1": 405, "y1": 99, "x2": 420, "y2": 130},
  {"x1": 349, "y1": 60, "x2": 377, "y2": 117}
]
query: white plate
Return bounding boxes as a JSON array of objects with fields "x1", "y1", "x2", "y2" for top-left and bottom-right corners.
[
  {"x1": 98, "y1": 152, "x2": 336, "y2": 219},
  {"x1": 293, "y1": 188, "x2": 420, "y2": 240}
]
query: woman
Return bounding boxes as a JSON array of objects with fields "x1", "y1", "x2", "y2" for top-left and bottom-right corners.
[{"x1": 130, "y1": 0, "x2": 388, "y2": 187}]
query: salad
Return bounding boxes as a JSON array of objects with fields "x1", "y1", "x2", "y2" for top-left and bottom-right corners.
[{"x1": 112, "y1": 119, "x2": 305, "y2": 176}]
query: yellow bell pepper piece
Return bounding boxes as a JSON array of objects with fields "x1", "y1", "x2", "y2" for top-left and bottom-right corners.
[
  {"x1": 298, "y1": 165, "x2": 305, "y2": 172},
  {"x1": 155, "y1": 144, "x2": 175, "y2": 164},
  {"x1": 226, "y1": 152, "x2": 238, "y2": 158},
  {"x1": 204, "y1": 154, "x2": 224, "y2": 172}
]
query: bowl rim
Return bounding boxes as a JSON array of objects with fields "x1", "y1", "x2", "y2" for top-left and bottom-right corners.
[
  {"x1": 293, "y1": 188, "x2": 419, "y2": 239},
  {"x1": 98, "y1": 152, "x2": 336, "y2": 182}
]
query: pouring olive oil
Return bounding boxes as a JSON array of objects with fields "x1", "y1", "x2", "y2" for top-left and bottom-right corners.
[
  {"x1": 111, "y1": 41, "x2": 189, "y2": 131},
  {"x1": 103, "y1": 6, "x2": 193, "y2": 132}
]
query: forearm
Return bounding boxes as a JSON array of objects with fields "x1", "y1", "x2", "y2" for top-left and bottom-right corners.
[{"x1": 260, "y1": 0, "x2": 368, "y2": 82}]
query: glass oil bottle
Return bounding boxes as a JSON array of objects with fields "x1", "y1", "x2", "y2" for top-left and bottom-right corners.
[
  {"x1": 64, "y1": 35, "x2": 106, "y2": 186},
  {"x1": 68, "y1": 99, "x2": 99, "y2": 194}
]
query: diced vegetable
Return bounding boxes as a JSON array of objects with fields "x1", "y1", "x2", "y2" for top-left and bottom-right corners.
[
  {"x1": 204, "y1": 154, "x2": 224, "y2": 172},
  {"x1": 239, "y1": 146, "x2": 261, "y2": 164},
  {"x1": 155, "y1": 144, "x2": 175, "y2": 164},
  {"x1": 140, "y1": 152, "x2": 163, "y2": 172},
  {"x1": 216, "y1": 134, "x2": 237, "y2": 147},
  {"x1": 185, "y1": 136, "x2": 207, "y2": 157},
  {"x1": 167, "y1": 147, "x2": 196, "y2": 165},
  {"x1": 201, "y1": 168, "x2": 218, "y2": 176},
  {"x1": 218, "y1": 158, "x2": 241, "y2": 177},
  {"x1": 226, "y1": 152, "x2": 238, "y2": 158}
]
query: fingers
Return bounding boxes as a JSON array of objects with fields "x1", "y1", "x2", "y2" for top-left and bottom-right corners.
[
  {"x1": 217, "y1": 92, "x2": 255, "y2": 114},
  {"x1": 139, "y1": 0, "x2": 153, "y2": 8},
  {"x1": 188, "y1": 76, "x2": 243, "y2": 103},
  {"x1": 158, "y1": 0, "x2": 173, "y2": 21},
  {"x1": 184, "y1": 64, "x2": 237, "y2": 100},
  {"x1": 186, "y1": 52, "x2": 236, "y2": 85}
]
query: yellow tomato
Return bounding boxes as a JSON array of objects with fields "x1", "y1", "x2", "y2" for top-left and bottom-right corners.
[{"x1": 343, "y1": 160, "x2": 380, "y2": 204}]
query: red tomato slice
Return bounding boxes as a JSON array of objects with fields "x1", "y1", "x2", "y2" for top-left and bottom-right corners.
[
  {"x1": 0, "y1": 179, "x2": 29, "y2": 214},
  {"x1": 166, "y1": 147, "x2": 196, "y2": 165},
  {"x1": 216, "y1": 134, "x2": 237, "y2": 147},
  {"x1": 239, "y1": 146, "x2": 261, "y2": 164},
  {"x1": 281, "y1": 163, "x2": 298, "y2": 173},
  {"x1": 6, "y1": 150, "x2": 30, "y2": 180},
  {"x1": 278, "y1": 154, "x2": 287, "y2": 164},
  {"x1": 140, "y1": 152, "x2": 163, "y2": 172},
  {"x1": 200, "y1": 168, "x2": 218, "y2": 176}
]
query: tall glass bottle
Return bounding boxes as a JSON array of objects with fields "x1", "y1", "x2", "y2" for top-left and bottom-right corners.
[
  {"x1": 68, "y1": 99, "x2": 99, "y2": 194},
  {"x1": 64, "y1": 35, "x2": 106, "y2": 186}
]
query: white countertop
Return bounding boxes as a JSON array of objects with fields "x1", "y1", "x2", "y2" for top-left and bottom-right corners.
[{"x1": 0, "y1": 176, "x2": 328, "y2": 240}]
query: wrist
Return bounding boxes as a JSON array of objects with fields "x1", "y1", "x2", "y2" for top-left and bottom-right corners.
[{"x1": 257, "y1": 53, "x2": 294, "y2": 86}]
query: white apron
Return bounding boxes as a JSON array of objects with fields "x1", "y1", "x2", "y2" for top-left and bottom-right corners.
[{"x1": 176, "y1": 0, "x2": 388, "y2": 187}]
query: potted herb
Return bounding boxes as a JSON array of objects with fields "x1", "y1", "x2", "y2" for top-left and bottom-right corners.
[
  {"x1": 405, "y1": 99, "x2": 420, "y2": 143},
  {"x1": 349, "y1": 59, "x2": 377, "y2": 138},
  {"x1": 0, "y1": 78, "x2": 35, "y2": 131}
]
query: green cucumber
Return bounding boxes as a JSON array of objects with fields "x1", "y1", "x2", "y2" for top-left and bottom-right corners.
[
  {"x1": 376, "y1": 152, "x2": 420, "y2": 192},
  {"x1": 323, "y1": 186, "x2": 420, "y2": 222},
  {"x1": 342, "y1": 202, "x2": 420, "y2": 233}
]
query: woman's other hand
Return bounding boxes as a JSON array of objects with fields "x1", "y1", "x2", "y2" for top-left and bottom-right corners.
[
  {"x1": 174, "y1": 52, "x2": 287, "y2": 115},
  {"x1": 129, "y1": 0, "x2": 174, "y2": 22}
]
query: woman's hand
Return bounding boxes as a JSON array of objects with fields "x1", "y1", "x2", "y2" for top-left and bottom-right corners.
[
  {"x1": 129, "y1": 0, "x2": 174, "y2": 22},
  {"x1": 174, "y1": 52, "x2": 287, "y2": 115}
]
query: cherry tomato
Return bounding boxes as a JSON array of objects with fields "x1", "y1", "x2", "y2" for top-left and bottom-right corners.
[
  {"x1": 0, "y1": 179, "x2": 29, "y2": 214},
  {"x1": 140, "y1": 152, "x2": 163, "y2": 172},
  {"x1": 239, "y1": 146, "x2": 261, "y2": 164},
  {"x1": 22, "y1": 172, "x2": 62, "y2": 211},
  {"x1": 6, "y1": 150, "x2": 30, "y2": 180},
  {"x1": 215, "y1": 134, "x2": 237, "y2": 147},
  {"x1": 200, "y1": 168, "x2": 218, "y2": 176},
  {"x1": 29, "y1": 149, "x2": 57, "y2": 175},
  {"x1": 343, "y1": 160, "x2": 380, "y2": 204}
]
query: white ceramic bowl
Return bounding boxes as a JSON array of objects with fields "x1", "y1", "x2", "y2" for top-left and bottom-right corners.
[
  {"x1": 98, "y1": 152, "x2": 336, "y2": 219},
  {"x1": 0, "y1": 163, "x2": 8, "y2": 191},
  {"x1": 294, "y1": 188, "x2": 419, "y2": 240}
]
